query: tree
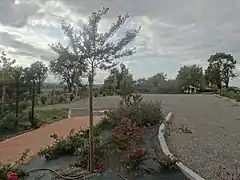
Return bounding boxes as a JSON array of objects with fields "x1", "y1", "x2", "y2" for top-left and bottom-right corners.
[
  {"x1": 49, "y1": 22, "x2": 87, "y2": 93},
  {"x1": 176, "y1": 65, "x2": 204, "y2": 90},
  {"x1": 0, "y1": 52, "x2": 16, "y2": 103},
  {"x1": 12, "y1": 66, "x2": 23, "y2": 119},
  {"x1": 23, "y1": 67, "x2": 38, "y2": 127},
  {"x1": 29, "y1": 61, "x2": 48, "y2": 94},
  {"x1": 147, "y1": 73, "x2": 166, "y2": 87},
  {"x1": 206, "y1": 52, "x2": 237, "y2": 90},
  {"x1": 102, "y1": 63, "x2": 133, "y2": 94},
  {"x1": 53, "y1": 7, "x2": 140, "y2": 171}
]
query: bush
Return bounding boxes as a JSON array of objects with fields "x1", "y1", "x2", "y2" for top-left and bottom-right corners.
[
  {"x1": 58, "y1": 95, "x2": 66, "y2": 103},
  {"x1": 94, "y1": 91, "x2": 98, "y2": 98},
  {"x1": 103, "y1": 93, "x2": 164, "y2": 127},
  {"x1": 70, "y1": 93, "x2": 75, "y2": 101},
  {"x1": 19, "y1": 102, "x2": 29, "y2": 111},
  {"x1": 40, "y1": 95, "x2": 47, "y2": 105},
  {"x1": 38, "y1": 130, "x2": 85, "y2": 160},
  {"x1": 121, "y1": 147, "x2": 148, "y2": 172},
  {"x1": 0, "y1": 149, "x2": 29, "y2": 180},
  {"x1": 0, "y1": 113, "x2": 18, "y2": 133}
]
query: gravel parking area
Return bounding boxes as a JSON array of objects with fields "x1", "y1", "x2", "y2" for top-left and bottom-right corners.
[{"x1": 160, "y1": 94, "x2": 240, "y2": 180}]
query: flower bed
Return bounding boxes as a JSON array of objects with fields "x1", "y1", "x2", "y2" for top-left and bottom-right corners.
[{"x1": 1, "y1": 93, "x2": 187, "y2": 180}]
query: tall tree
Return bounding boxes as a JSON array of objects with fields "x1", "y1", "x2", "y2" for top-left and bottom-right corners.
[
  {"x1": 206, "y1": 52, "x2": 237, "y2": 90},
  {"x1": 12, "y1": 66, "x2": 23, "y2": 119},
  {"x1": 29, "y1": 61, "x2": 48, "y2": 94},
  {"x1": 176, "y1": 65, "x2": 204, "y2": 90},
  {"x1": 53, "y1": 7, "x2": 140, "y2": 171},
  {"x1": 49, "y1": 22, "x2": 87, "y2": 93},
  {"x1": 0, "y1": 52, "x2": 16, "y2": 103},
  {"x1": 102, "y1": 63, "x2": 133, "y2": 94}
]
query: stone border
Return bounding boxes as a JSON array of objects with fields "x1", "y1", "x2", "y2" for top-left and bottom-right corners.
[
  {"x1": 68, "y1": 108, "x2": 106, "y2": 118},
  {"x1": 214, "y1": 94, "x2": 240, "y2": 106},
  {"x1": 158, "y1": 112, "x2": 205, "y2": 180}
]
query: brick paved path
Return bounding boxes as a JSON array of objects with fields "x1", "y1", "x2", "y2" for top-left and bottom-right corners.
[{"x1": 0, "y1": 116, "x2": 102, "y2": 164}]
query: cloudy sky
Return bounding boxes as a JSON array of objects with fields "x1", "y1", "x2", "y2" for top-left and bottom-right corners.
[{"x1": 1, "y1": 0, "x2": 240, "y2": 85}]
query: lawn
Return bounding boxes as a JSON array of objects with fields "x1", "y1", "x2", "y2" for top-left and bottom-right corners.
[{"x1": 0, "y1": 108, "x2": 69, "y2": 141}]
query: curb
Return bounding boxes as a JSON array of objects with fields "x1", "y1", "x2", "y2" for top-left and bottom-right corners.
[
  {"x1": 68, "y1": 108, "x2": 107, "y2": 118},
  {"x1": 158, "y1": 112, "x2": 205, "y2": 180},
  {"x1": 214, "y1": 94, "x2": 240, "y2": 106}
]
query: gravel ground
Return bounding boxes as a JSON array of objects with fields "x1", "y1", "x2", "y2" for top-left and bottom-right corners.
[{"x1": 159, "y1": 94, "x2": 240, "y2": 180}]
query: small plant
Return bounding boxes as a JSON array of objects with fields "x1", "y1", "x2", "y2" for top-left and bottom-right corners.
[
  {"x1": 154, "y1": 155, "x2": 179, "y2": 171},
  {"x1": 70, "y1": 93, "x2": 75, "y2": 101},
  {"x1": 94, "y1": 91, "x2": 98, "y2": 98},
  {"x1": 38, "y1": 129, "x2": 85, "y2": 160},
  {"x1": 40, "y1": 95, "x2": 47, "y2": 105},
  {"x1": 0, "y1": 149, "x2": 29, "y2": 180},
  {"x1": 121, "y1": 147, "x2": 148, "y2": 172}
]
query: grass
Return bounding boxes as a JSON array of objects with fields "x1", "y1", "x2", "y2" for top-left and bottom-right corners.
[
  {"x1": 36, "y1": 108, "x2": 69, "y2": 124},
  {"x1": 219, "y1": 88, "x2": 240, "y2": 101},
  {"x1": 0, "y1": 108, "x2": 69, "y2": 141}
]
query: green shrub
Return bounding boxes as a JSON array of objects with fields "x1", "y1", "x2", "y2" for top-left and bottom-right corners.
[
  {"x1": 0, "y1": 113, "x2": 18, "y2": 133},
  {"x1": 58, "y1": 95, "x2": 66, "y2": 103},
  {"x1": 70, "y1": 93, "x2": 75, "y2": 101},
  {"x1": 0, "y1": 149, "x2": 29, "y2": 180},
  {"x1": 103, "y1": 93, "x2": 164, "y2": 126},
  {"x1": 38, "y1": 130, "x2": 85, "y2": 160},
  {"x1": 94, "y1": 91, "x2": 98, "y2": 98},
  {"x1": 40, "y1": 95, "x2": 47, "y2": 105}
]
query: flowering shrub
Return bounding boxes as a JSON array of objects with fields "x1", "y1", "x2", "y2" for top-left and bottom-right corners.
[
  {"x1": 0, "y1": 149, "x2": 29, "y2": 180},
  {"x1": 103, "y1": 93, "x2": 164, "y2": 127},
  {"x1": 38, "y1": 129, "x2": 85, "y2": 160},
  {"x1": 121, "y1": 147, "x2": 148, "y2": 172},
  {"x1": 114, "y1": 118, "x2": 144, "y2": 145},
  {"x1": 7, "y1": 172, "x2": 18, "y2": 180}
]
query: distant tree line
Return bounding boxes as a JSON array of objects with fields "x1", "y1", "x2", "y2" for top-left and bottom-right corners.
[{"x1": 99, "y1": 52, "x2": 237, "y2": 94}]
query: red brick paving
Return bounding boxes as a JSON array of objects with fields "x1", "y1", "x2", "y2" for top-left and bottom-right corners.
[{"x1": 0, "y1": 116, "x2": 102, "y2": 164}]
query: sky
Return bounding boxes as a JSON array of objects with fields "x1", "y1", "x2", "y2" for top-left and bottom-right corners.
[{"x1": 1, "y1": 0, "x2": 240, "y2": 86}]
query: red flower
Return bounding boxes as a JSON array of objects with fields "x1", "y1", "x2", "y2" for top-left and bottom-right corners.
[
  {"x1": 111, "y1": 130, "x2": 117, "y2": 137},
  {"x1": 97, "y1": 162, "x2": 103, "y2": 171},
  {"x1": 7, "y1": 172, "x2": 18, "y2": 180}
]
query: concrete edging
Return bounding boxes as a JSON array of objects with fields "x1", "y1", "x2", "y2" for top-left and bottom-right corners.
[
  {"x1": 214, "y1": 94, "x2": 240, "y2": 106},
  {"x1": 158, "y1": 112, "x2": 205, "y2": 180},
  {"x1": 68, "y1": 108, "x2": 106, "y2": 118}
]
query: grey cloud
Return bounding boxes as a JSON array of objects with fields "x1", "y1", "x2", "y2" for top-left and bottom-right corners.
[
  {"x1": 1, "y1": 0, "x2": 240, "y2": 83},
  {"x1": 0, "y1": 0, "x2": 39, "y2": 27},
  {"x1": 0, "y1": 31, "x2": 54, "y2": 61}
]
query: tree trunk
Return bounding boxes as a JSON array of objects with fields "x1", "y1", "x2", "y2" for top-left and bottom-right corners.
[
  {"x1": 37, "y1": 81, "x2": 41, "y2": 94},
  {"x1": 2, "y1": 84, "x2": 6, "y2": 103},
  {"x1": 88, "y1": 69, "x2": 94, "y2": 172},
  {"x1": 217, "y1": 83, "x2": 222, "y2": 93},
  {"x1": 66, "y1": 80, "x2": 73, "y2": 93},
  {"x1": 15, "y1": 78, "x2": 19, "y2": 118},
  {"x1": 31, "y1": 80, "x2": 37, "y2": 128},
  {"x1": 225, "y1": 82, "x2": 229, "y2": 89}
]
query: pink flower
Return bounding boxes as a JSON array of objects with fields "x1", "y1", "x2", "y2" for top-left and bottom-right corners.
[
  {"x1": 111, "y1": 130, "x2": 117, "y2": 137},
  {"x1": 7, "y1": 172, "x2": 18, "y2": 180}
]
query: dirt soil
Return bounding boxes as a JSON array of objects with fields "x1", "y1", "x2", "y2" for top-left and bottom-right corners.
[{"x1": 0, "y1": 116, "x2": 103, "y2": 164}]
